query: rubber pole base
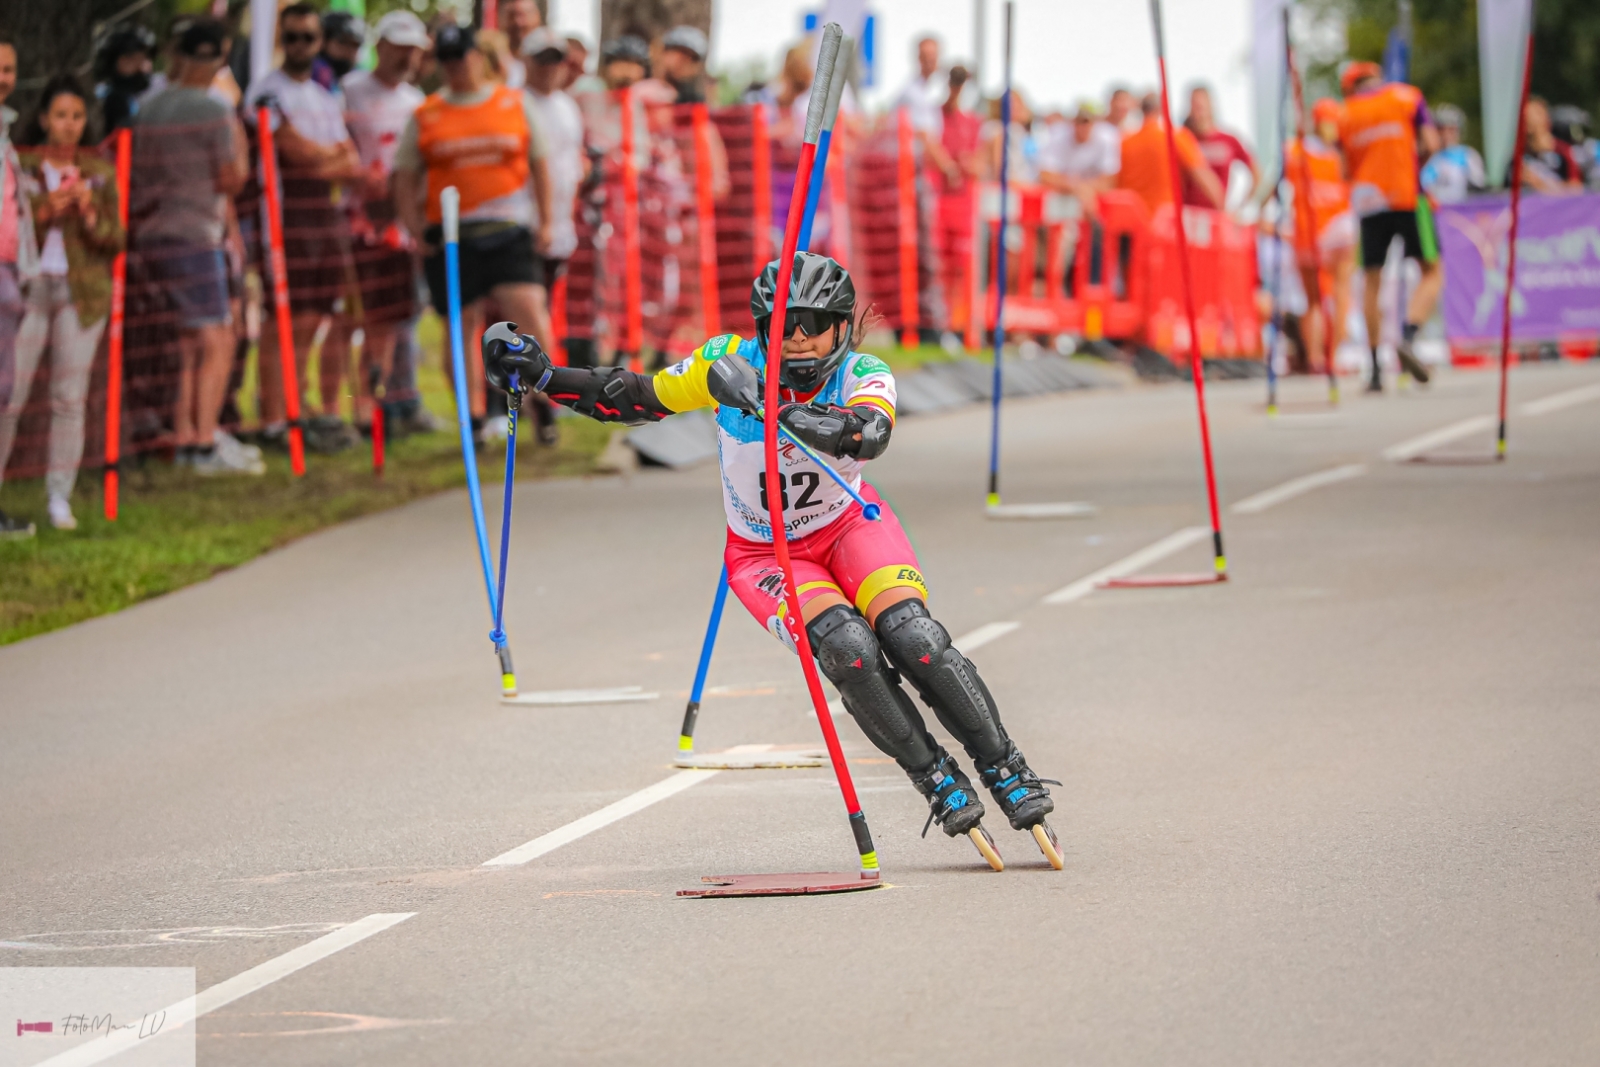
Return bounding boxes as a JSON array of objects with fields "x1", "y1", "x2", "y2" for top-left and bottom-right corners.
[{"x1": 678, "y1": 870, "x2": 882, "y2": 898}]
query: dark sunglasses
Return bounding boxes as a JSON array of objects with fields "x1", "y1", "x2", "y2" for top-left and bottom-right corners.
[
  {"x1": 759, "y1": 308, "x2": 843, "y2": 339},
  {"x1": 283, "y1": 31, "x2": 321, "y2": 45}
]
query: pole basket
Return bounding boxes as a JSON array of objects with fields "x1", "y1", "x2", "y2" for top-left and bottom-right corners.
[{"x1": 678, "y1": 870, "x2": 882, "y2": 898}]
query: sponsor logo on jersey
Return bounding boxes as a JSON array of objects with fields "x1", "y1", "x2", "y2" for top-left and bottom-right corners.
[
  {"x1": 852, "y1": 354, "x2": 890, "y2": 376},
  {"x1": 665, "y1": 357, "x2": 694, "y2": 376},
  {"x1": 896, "y1": 566, "x2": 924, "y2": 585},
  {"x1": 756, "y1": 569, "x2": 785, "y2": 599}
]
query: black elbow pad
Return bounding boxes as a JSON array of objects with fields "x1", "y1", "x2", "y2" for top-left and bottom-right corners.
[
  {"x1": 846, "y1": 407, "x2": 892, "y2": 460},
  {"x1": 543, "y1": 366, "x2": 672, "y2": 425}
]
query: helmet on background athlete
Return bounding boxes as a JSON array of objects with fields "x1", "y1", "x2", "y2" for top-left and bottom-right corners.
[{"x1": 751, "y1": 252, "x2": 857, "y2": 393}]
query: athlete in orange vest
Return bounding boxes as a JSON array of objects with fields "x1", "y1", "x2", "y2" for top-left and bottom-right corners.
[
  {"x1": 393, "y1": 23, "x2": 552, "y2": 424},
  {"x1": 1283, "y1": 98, "x2": 1356, "y2": 375},
  {"x1": 1335, "y1": 61, "x2": 1441, "y2": 390}
]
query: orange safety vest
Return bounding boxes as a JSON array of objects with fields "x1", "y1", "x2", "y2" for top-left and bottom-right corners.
[
  {"x1": 1283, "y1": 137, "x2": 1349, "y2": 250},
  {"x1": 1337, "y1": 83, "x2": 1424, "y2": 214},
  {"x1": 414, "y1": 84, "x2": 530, "y2": 224},
  {"x1": 1117, "y1": 118, "x2": 1206, "y2": 214}
]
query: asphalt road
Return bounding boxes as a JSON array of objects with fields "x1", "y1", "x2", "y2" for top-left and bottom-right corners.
[{"x1": 4, "y1": 362, "x2": 1598, "y2": 1066}]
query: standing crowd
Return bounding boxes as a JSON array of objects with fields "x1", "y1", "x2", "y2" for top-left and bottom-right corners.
[{"x1": 1, "y1": 19, "x2": 1596, "y2": 540}]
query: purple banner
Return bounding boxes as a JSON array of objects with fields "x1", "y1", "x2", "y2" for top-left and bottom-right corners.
[{"x1": 1435, "y1": 192, "x2": 1600, "y2": 343}]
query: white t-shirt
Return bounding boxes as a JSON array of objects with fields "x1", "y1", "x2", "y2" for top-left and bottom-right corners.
[
  {"x1": 896, "y1": 73, "x2": 944, "y2": 137},
  {"x1": 1043, "y1": 121, "x2": 1121, "y2": 180},
  {"x1": 244, "y1": 69, "x2": 349, "y2": 146},
  {"x1": 38, "y1": 161, "x2": 70, "y2": 276},
  {"x1": 526, "y1": 87, "x2": 582, "y2": 259},
  {"x1": 340, "y1": 69, "x2": 424, "y2": 175}
]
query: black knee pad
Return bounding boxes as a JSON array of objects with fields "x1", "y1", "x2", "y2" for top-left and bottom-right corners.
[
  {"x1": 808, "y1": 604, "x2": 938, "y2": 773},
  {"x1": 875, "y1": 599, "x2": 1008, "y2": 765}
]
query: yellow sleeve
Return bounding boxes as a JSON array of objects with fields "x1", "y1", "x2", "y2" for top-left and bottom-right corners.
[{"x1": 650, "y1": 333, "x2": 744, "y2": 413}]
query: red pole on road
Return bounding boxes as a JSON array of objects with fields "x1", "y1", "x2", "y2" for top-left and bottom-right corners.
[
  {"x1": 258, "y1": 108, "x2": 307, "y2": 476},
  {"x1": 103, "y1": 128, "x2": 131, "y2": 520}
]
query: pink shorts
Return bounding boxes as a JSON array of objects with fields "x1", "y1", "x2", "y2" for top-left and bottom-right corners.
[{"x1": 725, "y1": 484, "x2": 927, "y2": 649}]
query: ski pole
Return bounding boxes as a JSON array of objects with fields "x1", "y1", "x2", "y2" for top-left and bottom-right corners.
[
  {"x1": 444, "y1": 186, "x2": 518, "y2": 696},
  {"x1": 764, "y1": 24, "x2": 879, "y2": 875},
  {"x1": 1497, "y1": 28, "x2": 1535, "y2": 460},
  {"x1": 490, "y1": 372, "x2": 521, "y2": 659},
  {"x1": 985, "y1": 2, "x2": 1014, "y2": 509},
  {"x1": 678, "y1": 565, "x2": 730, "y2": 753},
  {"x1": 1151, "y1": 0, "x2": 1228, "y2": 577},
  {"x1": 797, "y1": 35, "x2": 853, "y2": 252}
]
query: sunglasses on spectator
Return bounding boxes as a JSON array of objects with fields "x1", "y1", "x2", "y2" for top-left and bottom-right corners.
[
  {"x1": 758, "y1": 308, "x2": 844, "y2": 339},
  {"x1": 283, "y1": 31, "x2": 320, "y2": 45}
]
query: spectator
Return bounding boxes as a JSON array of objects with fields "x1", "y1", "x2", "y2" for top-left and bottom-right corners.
[
  {"x1": 929, "y1": 66, "x2": 981, "y2": 339},
  {"x1": 521, "y1": 27, "x2": 583, "y2": 441},
  {"x1": 986, "y1": 90, "x2": 1042, "y2": 185},
  {"x1": 1335, "y1": 60, "x2": 1441, "y2": 389},
  {"x1": 338, "y1": 10, "x2": 428, "y2": 437},
  {"x1": 93, "y1": 24, "x2": 158, "y2": 132},
  {"x1": 0, "y1": 33, "x2": 44, "y2": 538},
  {"x1": 1041, "y1": 99, "x2": 1121, "y2": 206},
  {"x1": 658, "y1": 26, "x2": 710, "y2": 105},
  {"x1": 245, "y1": 2, "x2": 365, "y2": 453},
  {"x1": 1183, "y1": 84, "x2": 1257, "y2": 209},
  {"x1": 1106, "y1": 86, "x2": 1137, "y2": 133},
  {"x1": 565, "y1": 36, "x2": 601, "y2": 94},
  {"x1": 1420, "y1": 104, "x2": 1485, "y2": 204},
  {"x1": 1117, "y1": 91, "x2": 1223, "y2": 213},
  {"x1": 312, "y1": 12, "x2": 366, "y2": 94},
  {"x1": 392, "y1": 23, "x2": 553, "y2": 435},
  {"x1": 0, "y1": 76, "x2": 125, "y2": 532},
  {"x1": 499, "y1": 0, "x2": 543, "y2": 89},
  {"x1": 1549, "y1": 105, "x2": 1598, "y2": 189},
  {"x1": 1513, "y1": 96, "x2": 1583, "y2": 194},
  {"x1": 896, "y1": 37, "x2": 945, "y2": 142},
  {"x1": 1282, "y1": 97, "x2": 1356, "y2": 376},
  {"x1": 129, "y1": 19, "x2": 258, "y2": 475},
  {"x1": 599, "y1": 36, "x2": 650, "y2": 91}
]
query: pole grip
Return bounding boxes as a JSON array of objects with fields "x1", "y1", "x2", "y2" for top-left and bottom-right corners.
[
  {"x1": 441, "y1": 186, "x2": 460, "y2": 244},
  {"x1": 821, "y1": 36, "x2": 853, "y2": 133},
  {"x1": 803, "y1": 24, "x2": 844, "y2": 145}
]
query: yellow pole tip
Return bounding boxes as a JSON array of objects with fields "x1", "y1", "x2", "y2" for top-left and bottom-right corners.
[
  {"x1": 985, "y1": 493, "x2": 1000, "y2": 508},
  {"x1": 677, "y1": 735, "x2": 694, "y2": 752},
  {"x1": 1214, "y1": 556, "x2": 1228, "y2": 574},
  {"x1": 860, "y1": 851, "x2": 879, "y2": 871},
  {"x1": 501, "y1": 673, "x2": 517, "y2": 695}
]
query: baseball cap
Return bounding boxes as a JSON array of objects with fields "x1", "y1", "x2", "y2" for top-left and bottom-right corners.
[
  {"x1": 177, "y1": 18, "x2": 229, "y2": 61},
  {"x1": 1073, "y1": 98, "x2": 1104, "y2": 120},
  {"x1": 661, "y1": 25, "x2": 707, "y2": 60},
  {"x1": 519, "y1": 26, "x2": 567, "y2": 60},
  {"x1": 374, "y1": 11, "x2": 429, "y2": 49},
  {"x1": 434, "y1": 23, "x2": 477, "y2": 62},
  {"x1": 600, "y1": 35, "x2": 650, "y2": 66},
  {"x1": 1340, "y1": 60, "x2": 1382, "y2": 95}
]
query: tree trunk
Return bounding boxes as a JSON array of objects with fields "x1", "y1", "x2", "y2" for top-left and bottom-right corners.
[{"x1": 600, "y1": 0, "x2": 711, "y2": 47}]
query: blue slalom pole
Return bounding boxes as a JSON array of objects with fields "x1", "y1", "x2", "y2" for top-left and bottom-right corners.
[
  {"x1": 776, "y1": 423, "x2": 881, "y2": 520},
  {"x1": 677, "y1": 565, "x2": 730, "y2": 754},
  {"x1": 443, "y1": 186, "x2": 517, "y2": 697},
  {"x1": 675, "y1": 35, "x2": 857, "y2": 758},
  {"x1": 490, "y1": 372, "x2": 521, "y2": 650},
  {"x1": 986, "y1": 3, "x2": 1014, "y2": 509}
]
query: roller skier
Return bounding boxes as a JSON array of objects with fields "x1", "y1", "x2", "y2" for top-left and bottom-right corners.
[{"x1": 482, "y1": 252, "x2": 1063, "y2": 869}]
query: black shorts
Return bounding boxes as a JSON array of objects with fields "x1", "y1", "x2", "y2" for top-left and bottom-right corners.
[
  {"x1": 422, "y1": 222, "x2": 537, "y2": 315},
  {"x1": 353, "y1": 242, "x2": 417, "y2": 326},
  {"x1": 1359, "y1": 207, "x2": 1438, "y2": 270},
  {"x1": 531, "y1": 254, "x2": 567, "y2": 289}
]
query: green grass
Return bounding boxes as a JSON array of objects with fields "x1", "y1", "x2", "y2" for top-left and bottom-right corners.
[{"x1": 0, "y1": 332, "x2": 611, "y2": 646}]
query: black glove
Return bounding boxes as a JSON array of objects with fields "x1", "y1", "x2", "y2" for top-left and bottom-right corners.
[
  {"x1": 483, "y1": 321, "x2": 551, "y2": 398},
  {"x1": 777, "y1": 402, "x2": 892, "y2": 460},
  {"x1": 706, "y1": 352, "x2": 763, "y2": 416}
]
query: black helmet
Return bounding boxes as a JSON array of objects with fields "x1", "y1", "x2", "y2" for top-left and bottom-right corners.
[
  {"x1": 322, "y1": 11, "x2": 367, "y2": 46},
  {"x1": 1550, "y1": 104, "x2": 1591, "y2": 147},
  {"x1": 751, "y1": 252, "x2": 857, "y2": 392}
]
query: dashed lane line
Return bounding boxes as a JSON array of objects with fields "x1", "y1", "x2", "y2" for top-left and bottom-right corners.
[
  {"x1": 952, "y1": 620, "x2": 1022, "y2": 653},
  {"x1": 1519, "y1": 381, "x2": 1600, "y2": 417},
  {"x1": 36, "y1": 913, "x2": 415, "y2": 1066},
  {"x1": 1231, "y1": 464, "x2": 1368, "y2": 515},
  {"x1": 1042, "y1": 526, "x2": 1211, "y2": 605},
  {"x1": 1381, "y1": 415, "x2": 1497, "y2": 462}
]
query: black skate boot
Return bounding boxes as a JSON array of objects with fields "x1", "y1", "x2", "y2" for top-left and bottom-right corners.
[
  {"x1": 910, "y1": 752, "x2": 986, "y2": 839},
  {"x1": 978, "y1": 744, "x2": 1064, "y2": 869}
]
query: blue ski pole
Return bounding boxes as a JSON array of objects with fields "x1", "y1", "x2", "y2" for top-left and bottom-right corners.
[
  {"x1": 490, "y1": 372, "x2": 521, "y2": 653},
  {"x1": 443, "y1": 186, "x2": 517, "y2": 697},
  {"x1": 677, "y1": 565, "x2": 730, "y2": 754},
  {"x1": 986, "y1": 3, "x2": 1014, "y2": 509}
]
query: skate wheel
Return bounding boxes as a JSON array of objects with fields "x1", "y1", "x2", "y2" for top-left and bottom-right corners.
[
  {"x1": 968, "y1": 826, "x2": 1005, "y2": 872},
  {"x1": 1031, "y1": 821, "x2": 1064, "y2": 870}
]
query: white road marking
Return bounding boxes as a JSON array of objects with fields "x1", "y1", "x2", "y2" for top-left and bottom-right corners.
[
  {"x1": 481, "y1": 767, "x2": 724, "y2": 867},
  {"x1": 502, "y1": 686, "x2": 659, "y2": 706},
  {"x1": 35, "y1": 913, "x2": 415, "y2": 1066},
  {"x1": 1042, "y1": 526, "x2": 1210, "y2": 605},
  {"x1": 985, "y1": 501, "x2": 1097, "y2": 520},
  {"x1": 1382, "y1": 415, "x2": 1496, "y2": 462},
  {"x1": 1518, "y1": 381, "x2": 1600, "y2": 417},
  {"x1": 952, "y1": 621, "x2": 1022, "y2": 652},
  {"x1": 1230, "y1": 464, "x2": 1368, "y2": 515}
]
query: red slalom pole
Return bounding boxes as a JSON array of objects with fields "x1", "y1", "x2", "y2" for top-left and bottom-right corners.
[
  {"x1": 750, "y1": 104, "x2": 772, "y2": 276},
  {"x1": 258, "y1": 109, "x2": 307, "y2": 476},
  {"x1": 759, "y1": 27, "x2": 878, "y2": 876},
  {"x1": 895, "y1": 108, "x2": 920, "y2": 349},
  {"x1": 1151, "y1": 0, "x2": 1227, "y2": 577},
  {"x1": 619, "y1": 87, "x2": 644, "y2": 372},
  {"x1": 103, "y1": 128, "x2": 131, "y2": 521},
  {"x1": 691, "y1": 103, "x2": 722, "y2": 337},
  {"x1": 1497, "y1": 29, "x2": 1535, "y2": 461}
]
